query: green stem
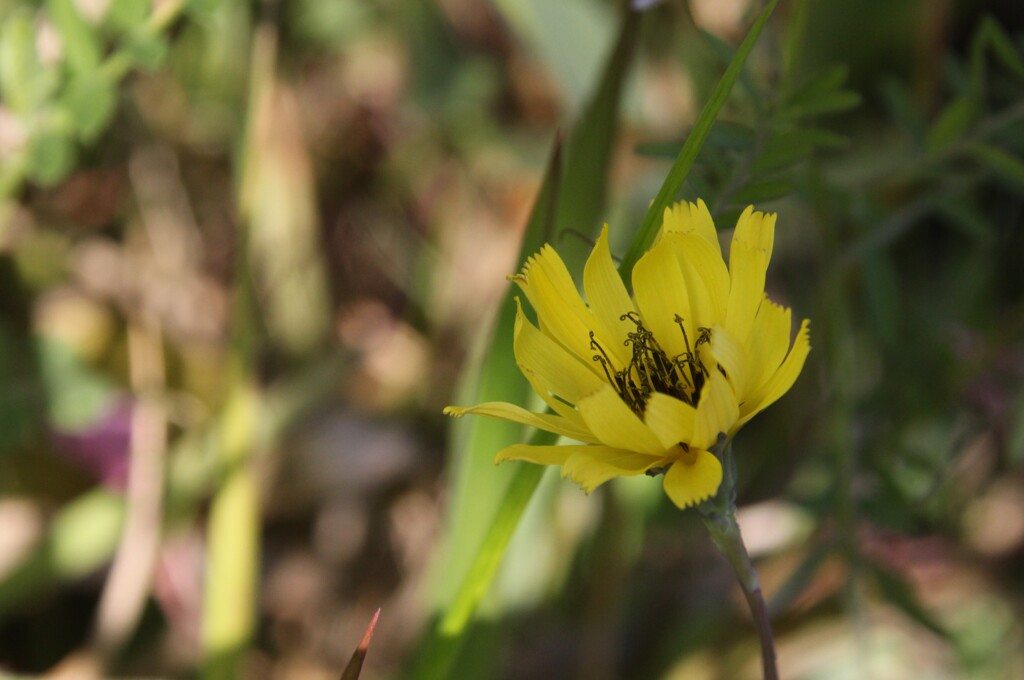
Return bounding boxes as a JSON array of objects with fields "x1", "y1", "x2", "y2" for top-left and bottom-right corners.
[
  {"x1": 700, "y1": 510, "x2": 778, "y2": 680},
  {"x1": 697, "y1": 442, "x2": 778, "y2": 680}
]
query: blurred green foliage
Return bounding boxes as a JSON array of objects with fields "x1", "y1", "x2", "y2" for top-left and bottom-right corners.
[{"x1": 0, "y1": 0, "x2": 204, "y2": 195}]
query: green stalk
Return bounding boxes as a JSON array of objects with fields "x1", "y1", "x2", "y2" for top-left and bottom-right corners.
[
  {"x1": 700, "y1": 511, "x2": 778, "y2": 680},
  {"x1": 697, "y1": 443, "x2": 778, "y2": 680}
]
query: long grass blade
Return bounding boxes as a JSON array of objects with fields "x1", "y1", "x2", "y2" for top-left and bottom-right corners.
[
  {"x1": 414, "y1": 7, "x2": 643, "y2": 679},
  {"x1": 617, "y1": 0, "x2": 781, "y2": 278}
]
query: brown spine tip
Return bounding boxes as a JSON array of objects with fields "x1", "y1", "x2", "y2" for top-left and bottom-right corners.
[{"x1": 339, "y1": 608, "x2": 381, "y2": 680}]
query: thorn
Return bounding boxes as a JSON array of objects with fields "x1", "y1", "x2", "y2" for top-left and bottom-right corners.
[{"x1": 340, "y1": 608, "x2": 381, "y2": 680}]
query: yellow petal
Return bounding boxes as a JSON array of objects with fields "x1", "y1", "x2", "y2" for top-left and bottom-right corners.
[
  {"x1": 513, "y1": 299, "x2": 604, "y2": 404},
  {"x1": 495, "y1": 443, "x2": 575, "y2": 467},
  {"x1": 632, "y1": 237, "x2": 692, "y2": 358},
  {"x1": 576, "y1": 384, "x2": 666, "y2": 455},
  {"x1": 583, "y1": 225, "x2": 634, "y2": 368},
  {"x1": 519, "y1": 361, "x2": 587, "y2": 426},
  {"x1": 725, "y1": 206, "x2": 776, "y2": 344},
  {"x1": 744, "y1": 296, "x2": 792, "y2": 406},
  {"x1": 739, "y1": 318, "x2": 810, "y2": 427},
  {"x1": 443, "y1": 402, "x2": 598, "y2": 443},
  {"x1": 671, "y1": 232, "x2": 730, "y2": 325},
  {"x1": 662, "y1": 449, "x2": 723, "y2": 508},
  {"x1": 643, "y1": 392, "x2": 697, "y2": 449},
  {"x1": 732, "y1": 204, "x2": 776, "y2": 259},
  {"x1": 662, "y1": 199, "x2": 722, "y2": 256},
  {"x1": 514, "y1": 245, "x2": 601, "y2": 365},
  {"x1": 564, "y1": 446, "x2": 669, "y2": 493},
  {"x1": 693, "y1": 370, "x2": 740, "y2": 449},
  {"x1": 709, "y1": 324, "x2": 748, "y2": 399},
  {"x1": 513, "y1": 244, "x2": 577, "y2": 309}
]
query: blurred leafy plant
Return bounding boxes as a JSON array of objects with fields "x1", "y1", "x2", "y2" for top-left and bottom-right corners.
[
  {"x1": 841, "y1": 14, "x2": 1024, "y2": 521},
  {"x1": 0, "y1": 0, "x2": 219, "y2": 197},
  {"x1": 635, "y1": 46, "x2": 859, "y2": 223},
  {"x1": 770, "y1": 14, "x2": 1024, "y2": 668}
]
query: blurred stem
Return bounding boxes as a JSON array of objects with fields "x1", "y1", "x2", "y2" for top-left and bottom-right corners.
[
  {"x1": 701, "y1": 513, "x2": 777, "y2": 680},
  {"x1": 201, "y1": 233, "x2": 262, "y2": 678},
  {"x1": 201, "y1": 385, "x2": 261, "y2": 680},
  {"x1": 825, "y1": 271, "x2": 871, "y2": 671},
  {"x1": 201, "y1": 19, "x2": 274, "y2": 680},
  {"x1": 697, "y1": 443, "x2": 778, "y2": 680},
  {"x1": 92, "y1": 319, "x2": 167, "y2": 663},
  {"x1": 49, "y1": 318, "x2": 169, "y2": 678},
  {"x1": 781, "y1": 0, "x2": 809, "y2": 87},
  {"x1": 809, "y1": 165, "x2": 869, "y2": 668}
]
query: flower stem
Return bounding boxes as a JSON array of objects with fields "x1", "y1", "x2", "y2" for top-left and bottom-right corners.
[
  {"x1": 700, "y1": 510, "x2": 778, "y2": 680},
  {"x1": 697, "y1": 441, "x2": 778, "y2": 680}
]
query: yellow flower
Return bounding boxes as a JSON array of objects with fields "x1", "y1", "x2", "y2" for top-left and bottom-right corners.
[{"x1": 445, "y1": 200, "x2": 810, "y2": 509}]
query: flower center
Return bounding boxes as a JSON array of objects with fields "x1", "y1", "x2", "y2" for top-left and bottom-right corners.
[{"x1": 590, "y1": 312, "x2": 712, "y2": 417}]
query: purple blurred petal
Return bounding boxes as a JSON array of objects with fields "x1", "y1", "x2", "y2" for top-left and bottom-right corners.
[{"x1": 51, "y1": 399, "x2": 133, "y2": 488}]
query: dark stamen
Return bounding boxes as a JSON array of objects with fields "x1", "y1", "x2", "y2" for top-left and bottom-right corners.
[
  {"x1": 595, "y1": 313, "x2": 714, "y2": 417},
  {"x1": 674, "y1": 314, "x2": 694, "y2": 359},
  {"x1": 589, "y1": 332, "x2": 618, "y2": 385}
]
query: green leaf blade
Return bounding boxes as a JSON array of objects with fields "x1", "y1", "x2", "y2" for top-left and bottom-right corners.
[
  {"x1": 926, "y1": 97, "x2": 979, "y2": 152},
  {"x1": 416, "y1": 8, "x2": 643, "y2": 679},
  {"x1": 617, "y1": 0, "x2": 782, "y2": 278},
  {"x1": 733, "y1": 178, "x2": 795, "y2": 204},
  {"x1": 970, "y1": 142, "x2": 1024, "y2": 191}
]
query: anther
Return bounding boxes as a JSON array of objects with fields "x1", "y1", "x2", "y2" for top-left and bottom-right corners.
[
  {"x1": 678, "y1": 442, "x2": 698, "y2": 465},
  {"x1": 620, "y1": 311, "x2": 643, "y2": 326},
  {"x1": 590, "y1": 332, "x2": 620, "y2": 392},
  {"x1": 597, "y1": 312, "x2": 717, "y2": 417},
  {"x1": 674, "y1": 314, "x2": 694, "y2": 359}
]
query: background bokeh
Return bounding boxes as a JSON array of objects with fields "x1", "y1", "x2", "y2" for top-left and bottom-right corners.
[{"x1": 1, "y1": 0, "x2": 1023, "y2": 678}]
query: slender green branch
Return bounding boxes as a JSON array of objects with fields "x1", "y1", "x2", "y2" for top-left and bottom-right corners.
[
  {"x1": 697, "y1": 442, "x2": 778, "y2": 680},
  {"x1": 700, "y1": 509, "x2": 778, "y2": 680}
]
